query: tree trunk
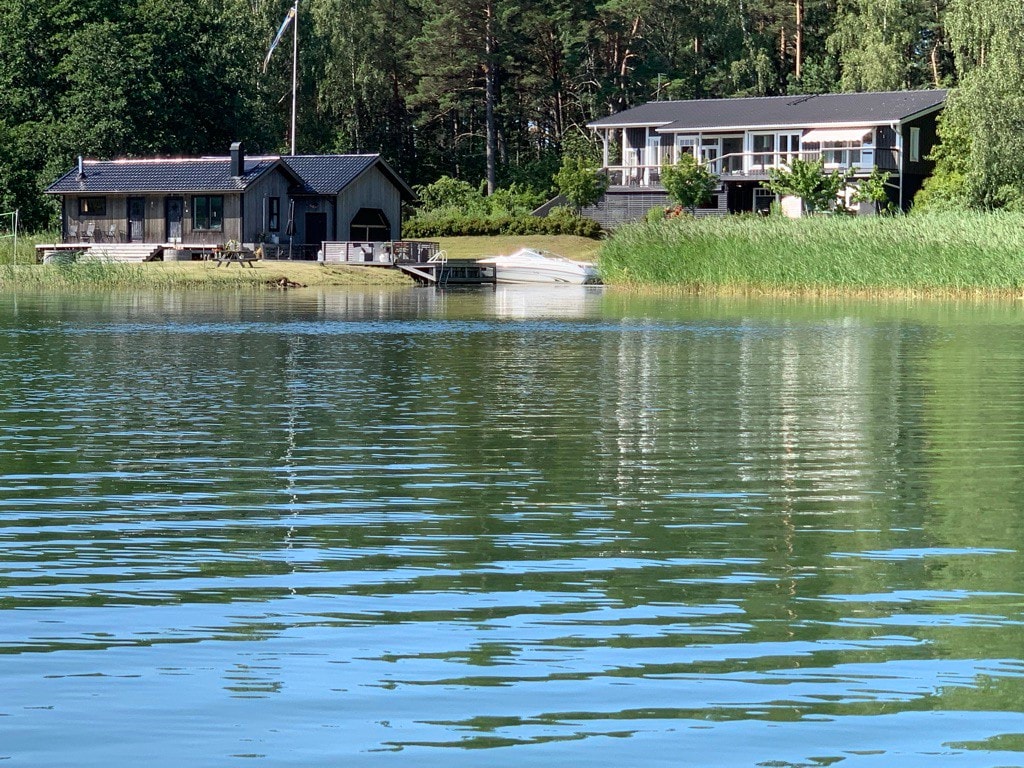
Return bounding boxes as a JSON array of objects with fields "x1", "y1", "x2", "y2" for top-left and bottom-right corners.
[
  {"x1": 795, "y1": 0, "x2": 803, "y2": 80},
  {"x1": 484, "y1": 1, "x2": 497, "y2": 195}
]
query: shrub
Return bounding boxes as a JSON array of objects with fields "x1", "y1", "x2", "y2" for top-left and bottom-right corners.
[{"x1": 402, "y1": 207, "x2": 601, "y2": 239}]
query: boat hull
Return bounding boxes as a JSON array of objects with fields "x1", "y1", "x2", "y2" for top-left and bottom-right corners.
[{"x1": 478, "y1": 248, "x2": 600, "y2": 285}]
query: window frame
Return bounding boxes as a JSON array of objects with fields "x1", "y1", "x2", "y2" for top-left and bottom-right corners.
[
  {"x1": 192, "y1": 195, "x2": 224, "y2": 232},
  {"x1": 79, "y1": 197, "x2": 107, "y2": 217},
  {"x1": 268, "y1": 197, "x2": 280, "y2": 232},
  {"x1": 909, "y1": 127, "x2": 921, "y2": 163}
]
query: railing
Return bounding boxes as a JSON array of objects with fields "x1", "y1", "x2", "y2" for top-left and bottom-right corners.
[
  {"x1": 321, "y1": 240, "x2": 441, "y2": 265},
  {"x1": 606, "y1": 148, "x2": 899, "y2": 187}
]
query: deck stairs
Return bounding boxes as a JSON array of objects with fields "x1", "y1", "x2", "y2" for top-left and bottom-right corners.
[{"x1": 84, "y1": 243, "x2": 165, "y2": 262}]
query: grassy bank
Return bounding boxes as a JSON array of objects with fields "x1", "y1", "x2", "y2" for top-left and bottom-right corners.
[
  {"x1": 599, "y1": 212, "x2": 1024, "y2": 296},
  {"x1": 0, "y1": 259, "x2": 415, "y2": 290},
  {"x1": 0, "y1": 234, "x2": 599, "y2": 291}
]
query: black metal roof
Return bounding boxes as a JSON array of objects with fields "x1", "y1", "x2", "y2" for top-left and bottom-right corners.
[
  {"x1": 46, "y1": 152, "x2": 415, "y2": 200},
  {"x1": 46, "y1": 156, "x2": 291, "y2": 194},
  {"x1": 283, "y1": 154, "x2": 415, "y2": 200},
  {"x1": 588, "y1": 90, "x2": 948, "y2": 131}
]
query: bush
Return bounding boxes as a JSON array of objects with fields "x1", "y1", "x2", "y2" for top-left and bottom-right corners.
[
  {"x1": 414, "y1": 177, "x2": 486, "y2": 213},
  {"x1": 402, "y1": 206, "x2": 601, "y2": 239}
]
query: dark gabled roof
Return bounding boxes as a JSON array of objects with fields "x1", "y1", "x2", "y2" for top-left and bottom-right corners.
[
  {"x1": 46, "y1": 156, "x2": 298, "y2": 194},
  {"x1": 283, "y1": 154, "x2": 415, "y2": 200},
  {"x1": 588, "y1": 90, "x2": 948, "y2": 131}
]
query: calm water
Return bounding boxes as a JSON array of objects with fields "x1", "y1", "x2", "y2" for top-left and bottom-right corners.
[{"x1": 2, "y1": 286, "x2": 1024, "y2": 767}]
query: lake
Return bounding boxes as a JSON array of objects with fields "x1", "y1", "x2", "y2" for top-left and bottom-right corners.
[{"x1": 2, "y1": 286, "x2": 1024, "y2": 767}]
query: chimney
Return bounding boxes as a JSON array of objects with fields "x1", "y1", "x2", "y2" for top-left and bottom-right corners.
[
  {"x1": 230, "y1": 142, "x2": 244, "y2": 177},
  {"x1": 77, "y1": 155, "x2": 85, "y2": 180}
]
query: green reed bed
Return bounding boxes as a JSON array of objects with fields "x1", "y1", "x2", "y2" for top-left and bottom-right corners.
[
  {"x1": 0, "y1": 260, "x2": 267, "y2": 290},
  {"x1": 599, "y1": 212, "x2": 1024, "y2": 295}
]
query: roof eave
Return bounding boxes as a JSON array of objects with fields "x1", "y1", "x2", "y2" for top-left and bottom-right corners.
[
  {"x1": 896, "y1": 101, "x2": 946, "y2": 126},
  {"x1": 587, "y1": 121, "x2": 673, "y2": 130},
  {"x1": 655, "y1": 120, "x2": 903, "y2": 133}
]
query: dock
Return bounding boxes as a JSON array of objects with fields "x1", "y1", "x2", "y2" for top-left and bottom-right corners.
[{"x1": 322, "y1": 241, "x2": 496, "y2": 286}]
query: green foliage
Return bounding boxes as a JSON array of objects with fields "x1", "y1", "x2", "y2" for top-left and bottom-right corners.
[
  {"x1": 415, "y1": 176, "x2": 486, "y2": 213},
  {"x1": 660, "y1": 154, "x2": 718, "y2": 214},
  {"x1": 0, "y1": 0, "x2": 975, "y2": 226},
  {"x1": 850, "y1": 168, "x2": 893, "y2": 213},
  {"x1": 554, "y1": 156, "x2": 608, "y2": 212},
  {"x1": 766, "y1": 158, "x2": 852, "y2": 215},
  {"x1": 402, "y1": 205, "x2": 601, "y2": 238},
  {"x1": 939, "y1": 0, "x2": 1024, "y2": 208}
]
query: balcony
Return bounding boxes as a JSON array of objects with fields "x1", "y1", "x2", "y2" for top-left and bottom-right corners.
[{"x1": 605, "y1": 148, "x2": 898, "y2": 189}]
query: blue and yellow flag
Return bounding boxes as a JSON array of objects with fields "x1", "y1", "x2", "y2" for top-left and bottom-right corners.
[{"x1": 262, "y1": 5, "x2": 296, "y2": 73}]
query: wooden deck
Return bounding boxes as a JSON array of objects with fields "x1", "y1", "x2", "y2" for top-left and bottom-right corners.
[{"x1": 396, "y1": 260, "x2": 496, "y2": 286}]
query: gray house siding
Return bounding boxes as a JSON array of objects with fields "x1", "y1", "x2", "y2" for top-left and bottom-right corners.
[
  {"x1": 337, "y1": 166, "x2": 402, "y2": 241},
  {"x1": 243, "y1": 171, "x2": 294, "y2": 242}
]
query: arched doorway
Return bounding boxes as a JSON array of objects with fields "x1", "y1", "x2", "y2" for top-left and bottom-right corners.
[{"x1": 349, "y1": 208, "x2": 391, "y2": 242}]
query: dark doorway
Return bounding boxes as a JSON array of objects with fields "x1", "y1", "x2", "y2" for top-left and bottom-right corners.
[
  {"x1": 305, "y1": 211, "x2": 327, "y2": 246},
  {"x1": 348, "y1": 208, "x2": 390, "y2": 241},
  {"x1": 128, "y1": 197, "x2": 145, "y2": 242},
  {"x1": 165, "y1": 197, "x2": 184, "y2": 242}
]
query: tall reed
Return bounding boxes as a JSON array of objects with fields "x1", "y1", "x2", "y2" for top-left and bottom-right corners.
[
  {"x1": 599, "y1": 212, "x2": 1024, "y2": 294},
  {"x1": 0, "y1": 231, "x2": 57, "y2": 265}
]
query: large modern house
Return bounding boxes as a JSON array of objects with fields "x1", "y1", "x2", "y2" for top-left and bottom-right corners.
[
  {"x1": 45, "y1": 144, "x2": 415, "y2": 259},
  {"x1": 584, "y1": 89, "x2": 947, "y2": 225}
]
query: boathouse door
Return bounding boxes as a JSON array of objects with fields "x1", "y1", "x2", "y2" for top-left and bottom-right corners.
[
  {"x1": 349, "y1": 208, "x2": 390, "y2": 241},
  {"x1": 127, "y1": 197, "x2": 145, "y2": 242},
  {"x1": 165, "y1": 197, "x2": 183, "y2": 242}
]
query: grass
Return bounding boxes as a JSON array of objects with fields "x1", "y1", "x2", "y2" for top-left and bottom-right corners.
[
  {"x1": 435, "y1": 234, "x2": 603, "y2": 262},
  {"x1": 0, "y1": 234, "x2": 602, "y2": 291},
  {"x1": 0, "y1": 258, "x2": 415, "y2": 291},
  {"x1": 598, "y1": 211, "x2": 1024, "y2": 296},
  {"x1": 0, "y1": 231, "x2": 57, "y2": 265}
]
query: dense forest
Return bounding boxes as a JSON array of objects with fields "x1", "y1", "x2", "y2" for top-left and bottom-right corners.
[{"x1": 0, "y1": 0, "x2": 1021, "y2": 228}]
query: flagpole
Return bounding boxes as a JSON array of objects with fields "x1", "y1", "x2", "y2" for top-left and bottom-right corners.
[{"x1": 290, "y1": 0, "x2": 298, "y2": 156}]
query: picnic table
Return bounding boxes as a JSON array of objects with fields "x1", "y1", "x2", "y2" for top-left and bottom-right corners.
[{"x1": 212, "y1": 246, "x2": 258, "y2": 267}]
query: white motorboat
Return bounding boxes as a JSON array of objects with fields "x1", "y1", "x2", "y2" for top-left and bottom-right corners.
[{"x1": 477, "y1": 248, "x2": 600, "y2": 285}]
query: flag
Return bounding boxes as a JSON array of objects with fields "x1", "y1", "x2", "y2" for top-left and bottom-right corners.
[{"x1": 262, "y1": 5, "x2": 296, "y2": 73}]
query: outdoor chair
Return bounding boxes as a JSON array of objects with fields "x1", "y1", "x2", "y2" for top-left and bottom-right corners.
[
  {"x1": 67, "y1": 223, "x2": 78, "y2": 242},
  {"x1": 106, "y1": 223, "x2": 118, "y2": 242},
  {"x1": 83, "y1": 222, "x2": 96, "y2": 242}
]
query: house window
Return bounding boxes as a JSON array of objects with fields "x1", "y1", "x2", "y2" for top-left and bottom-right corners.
[
  {"x1": 79, "y1": 197, "x2": 106, "y2": 216},
  {"x1": 674, "y1": 135, "x2": 697, "y2": 163},
  {"x1": 778, "y1": 133, "x2": 801, "y2": 164},
  {"x1": 192, "y1": 195, "x2": 223, "y2": 231},
  {"x1": 751, "y1": 134, "x2": 776, "y2": 170},
  {"x1": 909, "y1": 127, "x2": 921, "y2": 162},
  {"x1": 268, "y1": 197, "x2": 280, "y2": 232},
  {"x1": 822, "y1": 142, "x2": 861, "y2": 167}
]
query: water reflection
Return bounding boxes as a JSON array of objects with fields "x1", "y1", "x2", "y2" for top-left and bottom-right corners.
[{"x1": 2, "y1": 288, "x2": 1024, "y2": 766}]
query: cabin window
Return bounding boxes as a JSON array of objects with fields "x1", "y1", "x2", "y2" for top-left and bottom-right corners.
[
  {"x1": 192, "y1": 195, "x2": 223, "y2": 231},
  {"x1": 79, "y1": 197, "x2": 106, "y2": 216},
  {"x1": 909, "y1": 127, "x2": 921, "y2": 162},
  {"x1": 268, "y1": 197, "x2": 280, "y2": 232}
]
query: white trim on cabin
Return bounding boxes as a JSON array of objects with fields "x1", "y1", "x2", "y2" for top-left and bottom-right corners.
[{"x1": 655, "y1": 120, "x2": 896, "y2": 134}]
